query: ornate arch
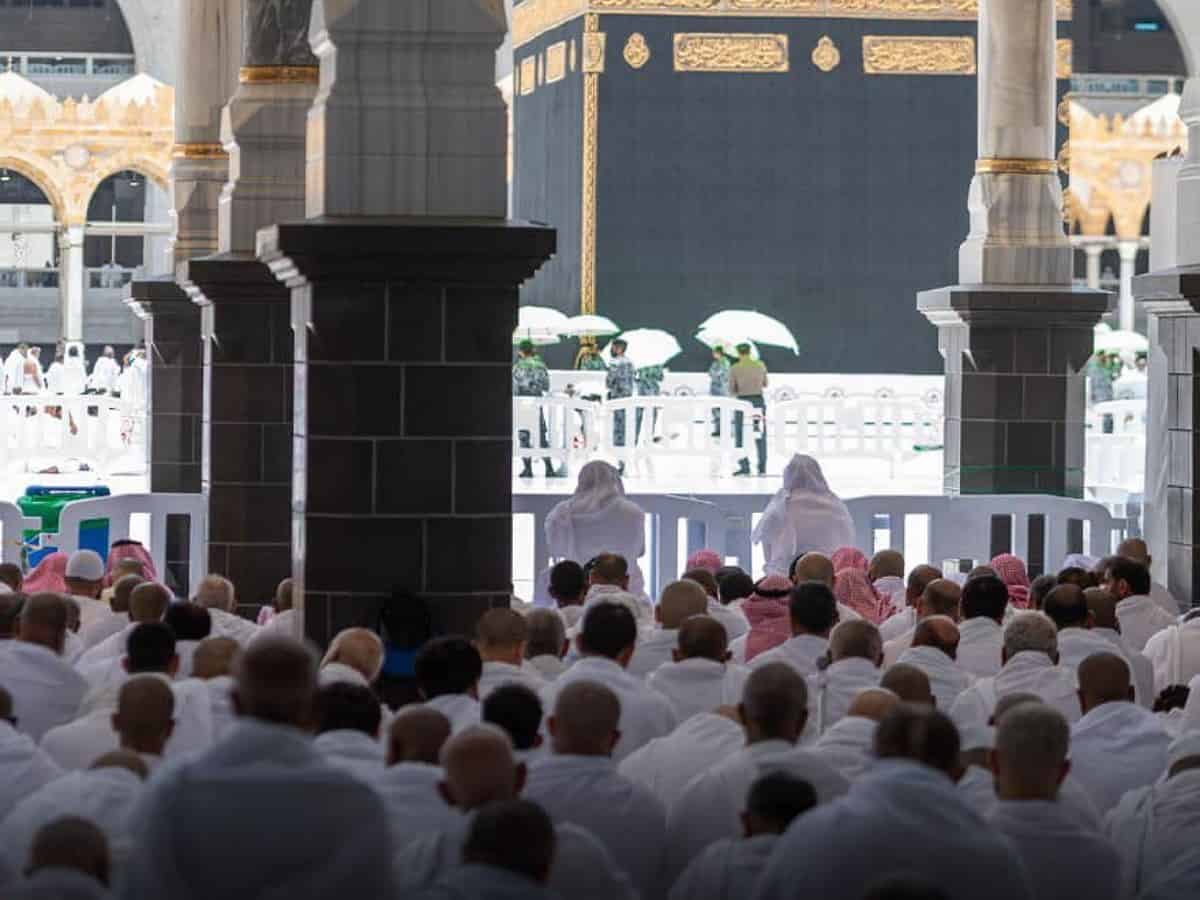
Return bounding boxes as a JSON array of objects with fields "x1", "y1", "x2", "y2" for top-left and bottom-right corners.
[{"x1": 0, "y1": 154, "x2": 67, "y2": 224}]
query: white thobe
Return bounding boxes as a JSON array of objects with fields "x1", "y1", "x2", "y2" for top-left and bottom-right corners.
[
  {"x1": 989, "y1": 799, "x2": 1121, "y2": 900},
  {"x1": 627, "y1": 629, "x2": 679, "y2": 680},
  {"x1": 205, "y1": 608, "x2": 260, "y2": 646},
  {"x1": 546, "y1": 492, "x2": 649, "y2": 599},
  {"x1": 618, "y1": 713, "x2": 745, "y2": 812},
  {"x1": 956, "y1": 617, "x2": 1004, "y2": 677},
  {"x1": 665, "y1": 739, "x2": 849, "y2": 880},
  {"x1": 753, "y1": 760, "x2": 1033, "y2": 900},
  {"x1": 895, "y1": 645, "x2": 973, "y2": 710},
  {"x1": 0, "y1": 722, "x2": 62, "y2": 818},
  {"x1": 1143, "y1": 619, "x2": 1200, "y2": 693},
  {"x1": 75, "y1": 623, "x2": 134, "y2": 674},
  {"x1": 0, "y1": 642, "x2": 86, "y2": 741},
  {"x1": 524, "y1": 754, "x2": 668, "y2": 900},
  {"x1": 72, "y1": 596, "x2": 118, "y2": 636},
  {"x1": 3, "y1": 350, "x2": 23, "y2": 394},
  {"x1": 7, "y1": 868, "x2": 111, "y2": 900},
  {"x1": 90, "y1": 356, "x2": 120, "y2": 393},
  {"x1": 1150, "y1": 580, "x2": 1180, "y2": 617},
  {"x1": 62, "y1": 631, "x2": 83, "y2": 666},
  {"x1": 1116, "y1": 595, "x2": 1177, "y2": 653},
  {"x1": 39, "y1": 709, "x2": 118, "y2": 772},
  {"x1": 951, "y1": 651, "x2": 1081, "y2": 736},
  {"x1": 647, "y1": 658, "x2": 749, "y2": 722},
  {"x1": 881, "y1": 628, "x2": 914, "y2": 668},
  {"x1": 706, "y1": 600, "x2": 749, "y2": 642},
  {"x1": 254, "y1": 608, "x2": 296, "y2": 640},
  {"x1": 957, "y1": 765, "x2": 1102, "y2": 834},
  {"x1": 1069, "y1": 701, "x2": 1170, "y2": 814},
  {"x1": 873, "y1": 575, "x2": 906, "y2": 612},
  {"x1": 879, "y1": 606, "x2": 916, "y2": 642},
  {"x1": 419, "y1": 863, "x2": 557, "y2": 900},
  {"x1": 1058, "y1": 627, "x2": 1153, "y2": 707},
  {"x1": 314, "y1": 729, "x2": 385, "y2": 783},
  {"x1": 317, "y1": 662, "x2": 369, "y2": 688},
  {"x1": 423, "y1": 694, "x2": 481, "y2": 735},
  {"x1": 478, "y1": 661, "x2": 547, "y2": 699},
  {"x1": 806, "y1": 657, "x2": 881, "y2": 738},
  {"x1": 526, "y1": 654, "x2": 567, "y2": 681},
  {"x1": 374, "y1": 762, "x2": 460, "y2": 850},
  {"x1": 78, "y1": 613, "x2": 128, "y2": 652},
  {"x1": 118, "y1": 719, "x2": 396, "y2": 900},
  {"x1": 812, "y1": 715, "x2": 876, "y2": 780},
  {"x1": 542, "y1": 657, "x2": 677, "y2": 761},
  {"x1": 1, "y1": 767, "x2": 142, "y2": 876},
  {"x1": 749, "y1": 634, "x2": 828, "y2": 677},
  {"x1": 669, "y1": 835, "x2": 776, "y2": 900},
  {"x1": 1106, "y1": 770, "x2": 1200, "y2": 898}
]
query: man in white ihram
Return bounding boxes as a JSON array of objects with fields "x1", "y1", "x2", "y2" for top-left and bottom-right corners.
[
  {"x1": 647, "y1": 616, "x2": 749, "y2": 722},
  {"x1": 1102, "y1": 557, "x2": 1175, "y2": 653},
  {"x1": 895, "y1": 616, "x2": 973, "y2": 710},
  {"x1": 750, "y1": 581, "x2": 836, "y2": 677},
  {"x1": 804, "y1": 619, "x2": 883, "y2": 739},
  {"x1": 627, "y1": 580, "x2": 709, "y2": 679},
  {"x1": 752, "y1": 454, "x2": 855, "y2": 576},
  {"x1": 0, "y1": 593, "x2": 87, "y2": 741}
]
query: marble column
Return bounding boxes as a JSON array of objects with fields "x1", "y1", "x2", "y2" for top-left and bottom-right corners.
[
  {"x1": 1118, "y1": 240, "x2": 1140, "y2": 331},
  {"x1": 58, "y1": 226, "x2": 85, "y2": 342},
  {"x1": 1084, "y1": 244, "x2": 1104, "y2": 291},
  {"x1": 259, "y1": 0, "x2": 553, "y2": 645},
  {"x1": 919, "y1": 0, "x2": 1108, "y2": 498},
  {"x1": 181, "y1": 0, "x2": 315, "y2": 616}
]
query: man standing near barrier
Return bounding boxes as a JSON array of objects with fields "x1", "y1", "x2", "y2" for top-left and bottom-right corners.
[
  {"x1": 730, "y1": 344, "x2": 768, "y2": 476},
  {"x1": 514, "y1": 341, "x2": 555, "y2": 479},
  {"x1": 606, "y1": 339, "x2": 635, "y2": 465}
]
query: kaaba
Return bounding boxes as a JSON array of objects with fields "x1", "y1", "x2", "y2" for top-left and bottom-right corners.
[{"x1": 511, "y1": 0, "x2": 1073, "y2": 373}]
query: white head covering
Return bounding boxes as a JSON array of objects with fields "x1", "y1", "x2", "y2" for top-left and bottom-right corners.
[
  {"x1": 751, "y1": 454, "x2": 855, "y2": 574},
  {"x1": 1061, "y1": 553, "x2": 1098, "y2": 572},
  {"x1": 567, "y1": 461, "x2": 627, "y2": 515}
]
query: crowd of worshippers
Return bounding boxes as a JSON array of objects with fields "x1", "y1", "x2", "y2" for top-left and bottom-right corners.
[{"x1": 2, "y1": 534, "x2": 1200, "y2": 898}]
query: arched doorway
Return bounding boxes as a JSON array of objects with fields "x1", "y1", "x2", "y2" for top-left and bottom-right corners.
[
  {"x1": 84, "y1": 168, "x2": 170, "y2": 288},
  {"x1": 0, "y1": 168, "x2": 59, "y2": 290}
]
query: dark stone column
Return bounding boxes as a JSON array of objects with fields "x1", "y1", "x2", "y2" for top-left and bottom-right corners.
[
  {"x1": 258, "y1": 218, "x2": 554, "y2": 645},
  {"x1": 1134, "y1": 267, "x2": 1200, "y2": 607},
  {"x1": 182, "y1": 253, "x2": 292, "y2": 617},
  {"x1": 918, "y1": 285, "x2": 1109, "y2": 497}
]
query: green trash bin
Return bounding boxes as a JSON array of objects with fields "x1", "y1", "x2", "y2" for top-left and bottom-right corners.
[{"x1": 19, "y1": 486, "x2": 112, "y2": 567}]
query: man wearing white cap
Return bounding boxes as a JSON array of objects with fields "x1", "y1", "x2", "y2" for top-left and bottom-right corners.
[{"x1": 65, "y1": 550, "x2": 116, "y2": 633}]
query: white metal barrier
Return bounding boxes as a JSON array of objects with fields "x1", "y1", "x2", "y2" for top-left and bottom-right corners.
[
  {"x1": 54, "y1": 493, "x2": 207, "y2": 597},
  {"x1": 0, "y1": 392, "x2": 146, "y2": 475},
  {"x1": 1086, "y1": 434, "x2": 1146, "y2": 498},
  {"x1": 513, "y1": 397, "x2": 602, "y2": 470},
  {"x1": 604, "y1": 396, "x2": 755, "y2": 472}
]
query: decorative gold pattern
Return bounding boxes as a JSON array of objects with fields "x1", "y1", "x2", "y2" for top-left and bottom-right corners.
[
  {"x1": 624, "y1": 33, "x2": 651, "y2": 68},
  {"x1": 975, "y1": 158, "x2": 1058, "y2": 175},
  {"x1": 583, "y1": 30, "x2": 607, "y2": 72},
  {"x1": 172, "y1": 142, "x2": 228, "y2": 160},
  {"x1": 238, "y1": 65, "x2": 319, "y2": 85},
  {"x1": 674, "y1": 33, "x2": 789, "y2": 72},
  {"x1": 811, "y1": 35, "x2": 840, "y2": 72},
  {"x1": 862, "y1": 35, "x2": 975, "y2": 75},
  {"x1": 519, "y1": 56, "x2": 537, "y2": 95},
  {"x1": 581, "y1": 13, "x2": 601, "y2": 315},
  {"x1": 513, "y1": 0, "x2": 1068, "y2": 48},
  {"x1": 1056, "y1": 39, "x2": 1072, "y2": 80},
  {"x1": 546, "y1": 42, "x2": 568, "y2": 82}
]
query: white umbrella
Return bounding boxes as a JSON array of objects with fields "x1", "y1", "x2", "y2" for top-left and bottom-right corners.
[
  {"x1": 602, "y1": 329, "x2": 682, "y2": 369},
  {"x1": 562, "y1": 314, "x2": 620, "y2": 338},
  {"x1": 695, "y1": 329, "x2": 760, "y2": 361},
  {"x1": 514, "y1": 306, "x2": 570, "y2": 345},
  {"x1": 1094, "y1": 328, "x2": 1148, "y2": 354},
  {"x1": 512, "y1": 329, "x2": 560, "y2": 347},
  {"x1": 697, "y1": 310, "x2": 799, "y2": 354}
]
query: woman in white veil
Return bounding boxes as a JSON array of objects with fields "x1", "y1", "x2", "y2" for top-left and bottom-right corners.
[
  {"x1": 544, "y1": 461, "x2": 647, "y2": 599},
  {"x1": 753, "y1": 454, "x2": 855, "y2": 576}
]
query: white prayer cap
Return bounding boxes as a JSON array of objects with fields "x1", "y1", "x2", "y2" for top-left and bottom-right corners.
[
  {"x1": 65, "y1": 549, "x2": 105, "y2": 581},
  {"x1": 1168, "y1": 732, "x2": 1200, "y2": 770},
  {"x1": 959, "y1": 722, "x2": 994, "y2": 752},
  {"x1": 1061, "y1": 553, "x2": 1098, "y2": 572}
]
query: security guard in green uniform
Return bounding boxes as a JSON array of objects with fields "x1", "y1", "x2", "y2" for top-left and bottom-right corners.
[{"x1": 513, "y1": 340, "x2": 555, "y2": 478}]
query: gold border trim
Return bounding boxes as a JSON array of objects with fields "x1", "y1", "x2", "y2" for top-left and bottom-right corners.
[
  {"x1": 238, "y1": 65, "x2": 319, "y2": 85},
  {"x1": 171, "y1": 142, "x2": 228, "y2": 160},
  {"x1": 580, "y1": 13, "x2": 600, "y2": 315},
  {"x1": 975, "y1": 158, "x2": 1059, "y2": 175}
]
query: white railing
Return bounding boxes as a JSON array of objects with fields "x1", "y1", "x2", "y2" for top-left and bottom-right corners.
[
  {"x1": 514, "y1": 491, "x2": 1129, "y2": 598},
  {"x1": 604, "y1": 396, "x2": 754, "y2": 472},
  {"x1": 0, "y1": 392, "x2": 145, "y2": 476},
  {"x1": 1086, "y1": 433, "x2": 1145, "y2": 497}
]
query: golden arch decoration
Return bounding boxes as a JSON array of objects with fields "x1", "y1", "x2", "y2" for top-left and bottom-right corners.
[{"x1": 0, "y1": 153, "x2": 69, "y2": 223}]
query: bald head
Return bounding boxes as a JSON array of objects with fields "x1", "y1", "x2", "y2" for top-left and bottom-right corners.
[
  {"x1": 792, "y1": 553, "x2": 834, "y2": 588},
  {"x1": 195, "y1": 574, "x2": 235, "y2": 612},
  {"x1": 1116, "y1": 538, "x2": 1150, "y2": 566},
  {"x1": 829, "y1": 619, "x2": 883, "y2": 666},
  {"x1": 1084, "y1": 587, "x2": 1120, "y2": 630},
  {"x1": 676, "y1": 615, "x2": 728, "y2": 662},
  {"x1": 90, "y1": 750, "x2": 149, "y2": 780},
  {"x1": 28, "y1": 817, "x2": 109, "y2": 886},
  {"x1": 192, "y1": 636, "x2": 239, "y2": 680},
  {"x1": 848, "y1": 688, "x2": 900, "y2": 723},
  {"x1": 550, "y1": 680, "x2": 621, "y2": 756},
  {"x1": 874, "y1": 704, "x2": 960, "y2": 777},
  {"x1": 232, "y1": 636, "x2": 318, "y2": 728},
  {"x1": 128, "y1": 582, "x2": 170, "y2": 623},
  {"x1": 111, "y1": 574, "x2": 144, "y2": 615},
  {"x1": 274, "y1": 577, "x2": 294, "y2": 612},
  {"x1": 906, "y1": 565, "x2": 943, "y2": 604},
  {"x1": 321, "y1": 628, "x2": 385, "y2": 684},
  {"x1": 657, "y1": 580, "x2": 709, "y2": 629},
  {"x1": 1042, "y1": 584, "x2": 1090, "y2": 631},
  {"x1": 740, "y1": 663, "x2": 808, "y2": 744},
  {"x1": 525, "y1": 609, "x2": 566, "y2": 661},
  {"x1": 868, "y1": 550, "x2": 905, "y2": 582},
  {"x1": 439, "y1": 724, "x2": 520, "y2": 810},
  {"x1": 919, "y1": 579, "x2": 962, "y2": 620},
  {"x1": 18, "y1": 593, "x2": 69, "y2": 654},
  {"x1": 880, "y1": 664, "x2": 934, "y2": 706},
  {"x1": 112, "y1": 676, "x2": 174, "y2": 757},
  {"x1": 476, "y1": 608, "x2": 527, "y2": 650},
  {"x1": 388, "y1": 706, "x2": 452, "y2": 766},
  {"x1": 1078, "y1": 652, "x2": 1133, "y2": 713},
  {"x1": 912, "y1": 615, "x2": 959, "y2": 660},
  {"x1": 992, "y1": 702, "x2": 1070, "y2": 801}
]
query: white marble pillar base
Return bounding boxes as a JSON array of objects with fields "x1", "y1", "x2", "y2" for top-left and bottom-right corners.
[
  {"x1": 958, "y1": 172, "x2": 1072, "y2": 285},
  {"x1": 1174, "y1": 78, "x2": 1200, "y2": 267},
  {"x1": 218, "y1": 81, "x2": 315, "y2": 255}
]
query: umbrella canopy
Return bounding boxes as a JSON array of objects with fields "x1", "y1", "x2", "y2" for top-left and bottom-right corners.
[
  {"x1": 602, "y1": 329, "x2": 682, "y2": 369},
  {"x1": 562, "y1": 314, "x2": 620, "y2": 338},
  {"x1": 514, "y1": 306, "x2": 570, "y2": 345},
  {"x1": 1094, "y1": 328, "x2": 1148, "y2": 354},
  {"x1": 696, "y1": 329, "x2": 760, "y2": 360},
  {"x1": 512, "y1": 330, "x2": 560, "y2": 347},
  {"x1": 697, "y1": 310, "x2": 798, "y2": 354}
]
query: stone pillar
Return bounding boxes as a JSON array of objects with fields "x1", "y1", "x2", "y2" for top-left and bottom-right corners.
[
  {"x1": 1084, "y1": 244, "x2": 1104, "y2": 291},
  {"x1": 58, "y1": 225, "x2": 84, "y2": 342},
  {"x1": 1118, "y1": 240, "x2": 1140, "y2": 331},
  {"x1": 180, "y1": 0, "x2": 316, "y2": 616},
  {"x1": 918, "y1": 0, "x2": 1108, "y2": 497},
  {"x1": 258, "y1": 1, "x2": 553, "y2": 644}
]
